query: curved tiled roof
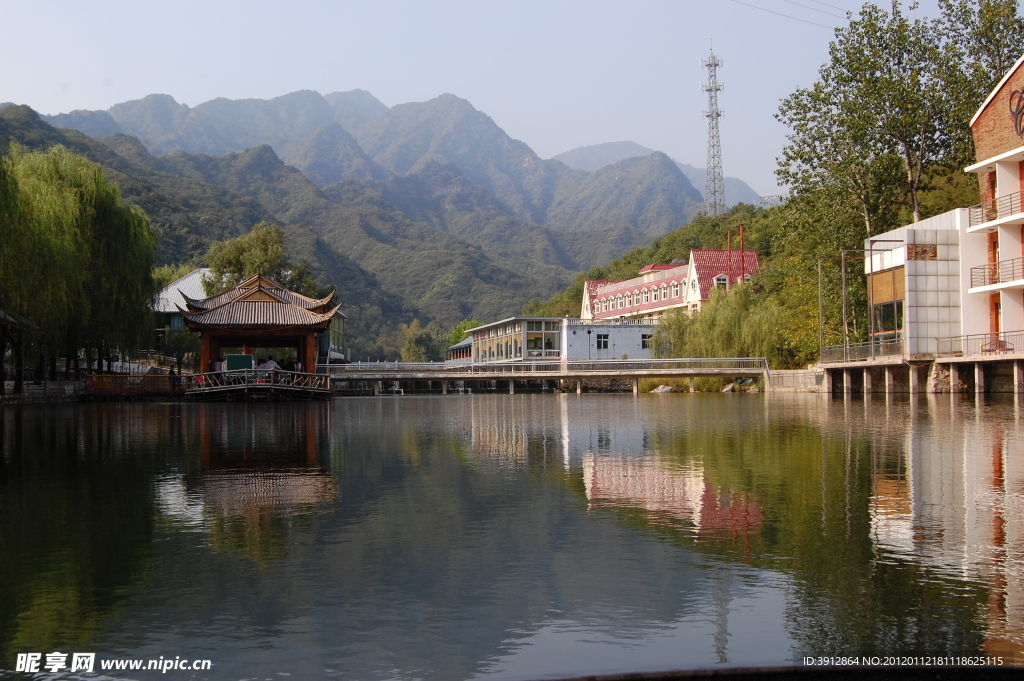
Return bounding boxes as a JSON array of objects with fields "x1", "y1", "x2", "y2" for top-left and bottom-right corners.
[
  {"x1": 186, "y1": 273, "x2": 335, "y2": 312},
  {"x1": 183, "y1": 302, "x2": 342, "y2": 328}
]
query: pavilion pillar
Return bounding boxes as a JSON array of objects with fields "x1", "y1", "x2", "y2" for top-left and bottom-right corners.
[
  {"x1": 301, "y1": 333, "x2": 316, "y2": 373},
  {"x1": 200, "y1": 334, "x2": 213, "y2": 374}
]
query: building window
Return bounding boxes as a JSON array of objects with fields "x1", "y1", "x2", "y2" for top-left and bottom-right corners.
[
  {"x1": 714, "y1": 275, "x2": 727, "y2": 288},
  {"x1": 641, "y1": 334, "x2": 651, "y2": 349},
  {"x1": 652, "y1": 288, "x2": 660, "y2": 302},
  {"x1": 625, "y1": 292, "x2": 633, "y2": 307},
  {"x1": 691, "y1": 279, "x2": 698, "y2": 291},
  {"x1": 642, "y1": 289, "x2": 650, "y2": 304},
  {"x1": 617, "y1": 295, "x2": 624, "y2": 308},
  {"x1": 597, "y1": 333, "x2": 609, "y2": 350},
  {"x1": 661, "y1": 285, "x2": 668, "y2": 300},
  {"x1": 610, "y1": 298, "x2": 616, "y2": 310},
  {"x1": 672, "y1": 282, "x2": 680, "y2": 298}
]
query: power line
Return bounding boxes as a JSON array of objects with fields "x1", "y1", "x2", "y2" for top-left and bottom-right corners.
[
  {"x1": 807, "y1": 0, "x2": 849, "y2": 12},
  {"x1": 726, "y1": 0, "x2": 835, "y2": 29},
  {"x1": 781, "y1": 0, "x2": 845, "y2": 19}
]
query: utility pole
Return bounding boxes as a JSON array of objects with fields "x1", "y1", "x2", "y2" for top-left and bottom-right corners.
[{"x1": 701, "y1": 47, "x2": 725, "y2": 217}]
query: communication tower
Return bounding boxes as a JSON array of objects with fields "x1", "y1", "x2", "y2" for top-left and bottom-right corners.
[{"x1": 701, "y1": 49, "x2": 725, "y2": 217}]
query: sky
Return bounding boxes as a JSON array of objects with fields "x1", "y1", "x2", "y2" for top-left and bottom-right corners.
[{"x1": 0, "y1": 0, "x2": 946, "y2": 196}]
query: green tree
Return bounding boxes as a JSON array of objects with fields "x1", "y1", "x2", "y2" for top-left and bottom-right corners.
[
  {"x1": 446, "y1": 319, "x2": 481, "y2": 348},
  {"x1": 2, "y1": 145, "x2": 157, "y2": 362},
  {"x1": 204, "y1": 221, "x2": 331, "y2": 298},
  {"x1": 399, "y1": 319, "x2": 444, "y2": 362}
]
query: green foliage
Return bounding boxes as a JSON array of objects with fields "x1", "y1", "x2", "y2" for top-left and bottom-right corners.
[
  {"x1": 1, "y1": 144, "x2": 158, "y2": 352},
  {"x1": 203, "y1": 221, "x2": 332, "y2": 299},
  {"x1": 399, "y1": 319, "x2": 444, "y2": 362},
  {"x1": 652, "y1": 285, "x2": 797, "y2": 368},
  {"x1": 446, "y1": 319, "x2": 481, "y2": 348},
  {"x1": 152, "y1": 263, "x2": 198, "y2": 291},
  {"x1": 162, "y1": 327, "x2": 199, "y2": 373}
]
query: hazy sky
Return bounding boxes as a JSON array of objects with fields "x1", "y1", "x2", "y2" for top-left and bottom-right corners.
[{"x1": 1, "y1": 0, "x2": 945, "y2": 195}]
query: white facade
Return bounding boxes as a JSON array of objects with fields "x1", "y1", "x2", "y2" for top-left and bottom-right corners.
[{"x1": 458, "y1": 317, "x2": 656, "y2": 363}]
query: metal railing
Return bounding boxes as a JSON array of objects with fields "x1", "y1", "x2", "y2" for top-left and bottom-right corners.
[
  {"x1": 819, "y1": 338, "x2": 904, "y2": 363},
  {"x1": 326, "y1": 358, "x2": 770, "y2": 376},
  {"x1": 968, "y1": 188, "x2": 1024, "y2": 227},
  {"x1": 970, "y1": 256, "x2": 1024, "y2": 287},
  {"x1": 935, "y1": 330, "x2": 1024, "y2": 357},
  {"x1": 187, "y1": 369, "x2": 330, "y2": 392}
]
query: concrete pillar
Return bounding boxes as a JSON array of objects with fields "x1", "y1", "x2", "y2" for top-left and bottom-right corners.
[
  {"x1": 442, "y1": 381, "x2": 448, "y2": 395},
  {"x1": 825, "y1": 369, "x2": 834, "y2": 394},
  {"x1": 948, "y1": 363, "x2": 959, "y2": 394},
  {"x1": 884, "y1": 366, "x2": 894, "y2": 393},
  {"x1": 509, "y1": 380, "x2": 515, "y2": 395},
  {"x1": 843, "y1": 369, "x2": 853, "y2": 393},
  {"x1": 576, "y1": 380, "x2": 582, "y2": 394},
  {"x1": 863, "y1": 368, "x2": 873, "y2": 393},
  {"x1": 374, "y1": 380, "x2": 381, "y2": 396},
  {"x1": 909, "y1": 364, "x2": 920, "y2": 394},
  {"x1": 633, "y1": 377, "x2": 639, "y2": 395},
  {"x1": 975, "y1": 362, "x2": 986, "y2": 394},
  {"x1": 689, "y1": 376, "x2": 695, "y2": 393},
  {"x1": 1014, "y1": 360, "x2": 1024, "y2": 394}
]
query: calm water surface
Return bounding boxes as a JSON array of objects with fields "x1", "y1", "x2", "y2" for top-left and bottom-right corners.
[{"x1": 1, "y1": 394, "x2": 1022, "y2": 679}]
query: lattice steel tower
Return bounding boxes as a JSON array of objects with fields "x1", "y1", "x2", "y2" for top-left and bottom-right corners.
[{"x1": 701, "y1": 49, "x2": 725, "y2": 217}]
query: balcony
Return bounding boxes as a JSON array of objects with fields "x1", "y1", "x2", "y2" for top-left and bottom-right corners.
[
  {"x1": 969, "y1": 256, "x2": 1024, "y2": 290},
  {"x1": 936, "y1": 330, "x2": 1023, "y2": 357},
  {"x1": 968, "y1": 189, "x2": 1024, "y2": 231}
]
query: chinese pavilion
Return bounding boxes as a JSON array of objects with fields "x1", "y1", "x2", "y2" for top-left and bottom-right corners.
[{"x1": 180, "y1": 273, "x2": 342, "y2": 373}]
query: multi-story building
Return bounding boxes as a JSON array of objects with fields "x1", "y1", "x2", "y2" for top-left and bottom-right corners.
[
  {"x1": 822, "y1": 53, "x2": 1024, "y2": 393},
  {"x1": 581, "y1": 249, "x2": 760, "y2": 322}
]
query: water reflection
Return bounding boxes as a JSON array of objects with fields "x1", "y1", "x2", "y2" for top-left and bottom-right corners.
[{"x1": 0, "y1": 394, "x2": 1022, "y2": 678}]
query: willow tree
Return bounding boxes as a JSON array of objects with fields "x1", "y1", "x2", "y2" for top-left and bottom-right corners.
[{"x1": 3, "y1": 145, "x2": 157, "y2": 369}]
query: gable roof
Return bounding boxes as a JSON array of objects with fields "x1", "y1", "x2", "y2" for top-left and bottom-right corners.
[
  {"x1": 690, "y1": 249, "x2": 760, "y2": 300},
  {"x1": 185, "y1": 273, "x2": 335, "y2": 312}
]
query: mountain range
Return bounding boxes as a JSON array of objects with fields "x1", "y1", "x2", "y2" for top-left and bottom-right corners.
[
  {"x1": 551, "y1": 140, "x2": 762, "y2": 207},
  {"x1": 1, "y1": 89, "x2": 762, "y2": 356}
]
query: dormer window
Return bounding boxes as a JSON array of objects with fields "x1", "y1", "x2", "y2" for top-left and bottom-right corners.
[{"x1": 714, "y1": 275, "x2": 728, "y2": 288}]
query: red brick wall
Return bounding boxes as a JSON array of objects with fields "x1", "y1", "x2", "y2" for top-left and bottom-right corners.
[
  {"x1": 972, "y1": 62, "x2": 1024, "y2": 162},
  {"x1": 990, "y1": 293, "x2": 1001, "y2": 334}
]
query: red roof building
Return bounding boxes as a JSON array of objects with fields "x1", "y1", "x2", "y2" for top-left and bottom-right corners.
[{"x1": 581, "y1": 249, "x2": 760, "y2": 321}]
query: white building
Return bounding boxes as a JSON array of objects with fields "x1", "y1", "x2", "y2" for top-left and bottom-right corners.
[{"x1": 457, "y1": 317, "x2": 657, "y2": 363}]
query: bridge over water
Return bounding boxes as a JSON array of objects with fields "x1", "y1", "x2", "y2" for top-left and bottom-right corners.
[{"x1": 324, "y1": 358, "x2": 771, "y2": 395}]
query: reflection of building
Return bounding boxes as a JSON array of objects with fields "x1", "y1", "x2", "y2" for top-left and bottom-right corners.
[
  {"x1": 865, "y1": 399, "x2": 1024, "y2": 659},
  {"x1": 460, "y1": 317, "x2": 656, "y2": 363},
  {"x1": 581, "y1": 251, "x2": 760, "y2": 322},
  {"x1": 158, "y1": 404, "x2": 336, "y2": 529}
]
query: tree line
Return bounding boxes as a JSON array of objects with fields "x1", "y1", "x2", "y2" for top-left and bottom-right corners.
[{"x1": 0, "y1": 145, "x2": 157, "y2": 391}]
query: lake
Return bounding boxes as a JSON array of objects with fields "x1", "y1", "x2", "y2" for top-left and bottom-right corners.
[{"x1": 0, "y1": 393, "x2": 1021, "y2": 678}]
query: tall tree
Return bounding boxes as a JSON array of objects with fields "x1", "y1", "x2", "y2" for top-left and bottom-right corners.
[
  {"x1": 938, "y1": 0, "x2": 1024, "y2": 167},
  {"x1": 204, "y1": 221, "x2": 330, "y2": 298}
]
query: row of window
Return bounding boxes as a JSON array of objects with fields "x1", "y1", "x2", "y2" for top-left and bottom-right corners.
[{"x1": 595, "y1": 282, "x2": 682, "y2": 313}]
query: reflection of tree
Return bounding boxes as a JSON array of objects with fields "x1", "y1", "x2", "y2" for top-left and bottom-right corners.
[{"x1": 0, "y1": 407, "x2": 160, "y2": 656}]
